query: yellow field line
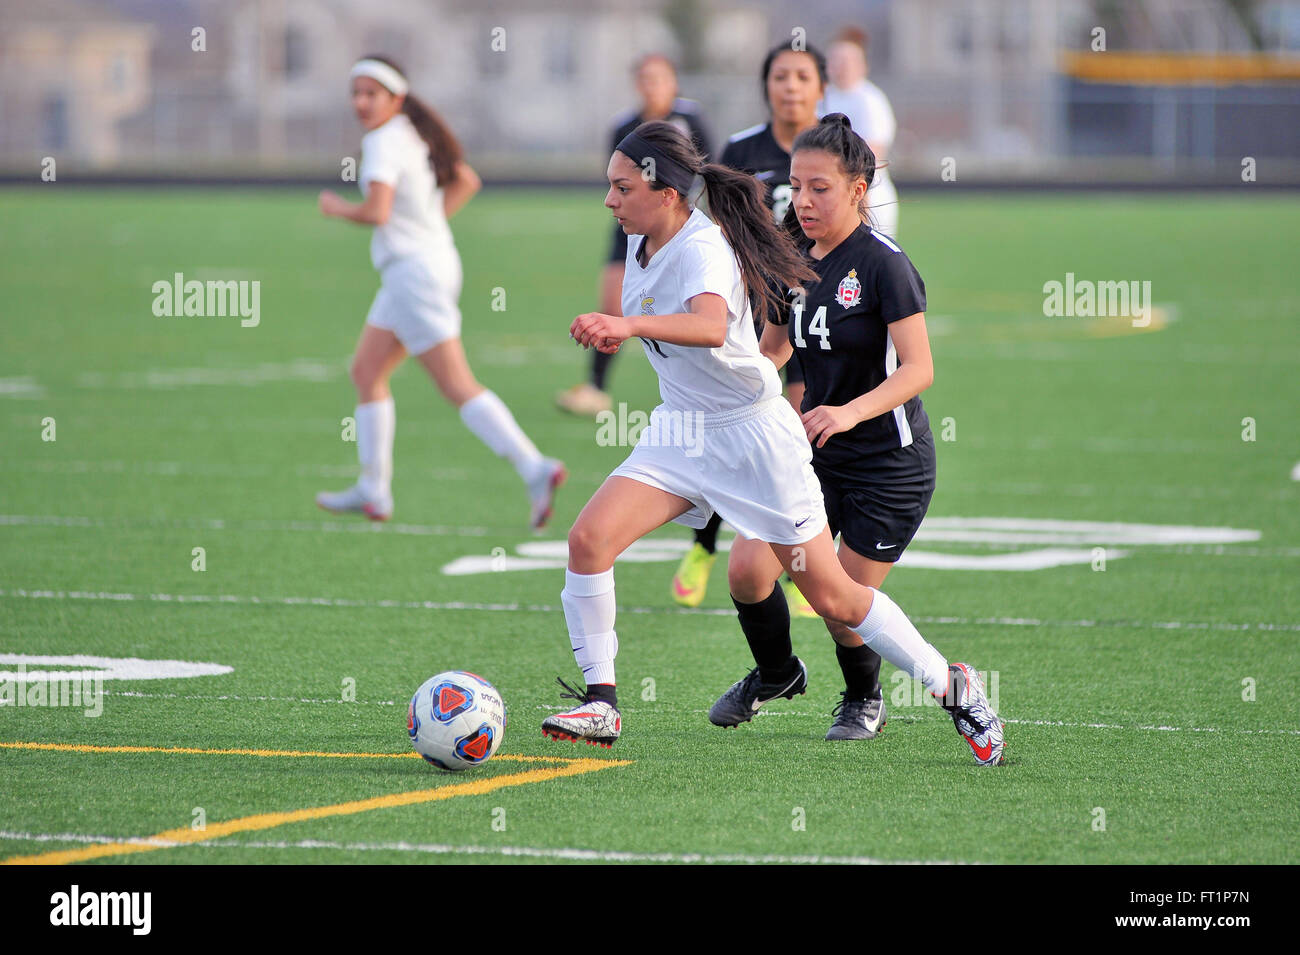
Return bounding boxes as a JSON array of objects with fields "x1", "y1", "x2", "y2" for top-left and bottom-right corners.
[
  {"x1": 3, "y1": 756, "x2": 632, "y2": 865},
  {"x1": 0, "y1": 740, "x2": 577, "y2": 763}
]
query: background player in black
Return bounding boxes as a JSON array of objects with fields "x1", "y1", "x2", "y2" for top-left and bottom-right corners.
[
  {"x1": 556, "y1": 54, "x2": 712, "y2": 417},
  {"x1": 671, "y1": 41, "x2": 827, "y2": 611},
  {"x1": 714, "y1": 114, "x2": 937, "y2": 741},
  {"x1": 720, "y1": 41, "x2": 827, "y2": 412}
]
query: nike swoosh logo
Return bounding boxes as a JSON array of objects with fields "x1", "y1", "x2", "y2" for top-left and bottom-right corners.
[
  {"x1": 673, "y1": 579, "x2": 697, "y2": 598},
  {"x1": 875, "y1": 542, "x2": 898, "y2": 550},
  {"x1": 795, "y1": 516, "x2": 811, "y2": 528},
  {"x1": 967, "y1": 737, "x2": 995, "y2": 762}
]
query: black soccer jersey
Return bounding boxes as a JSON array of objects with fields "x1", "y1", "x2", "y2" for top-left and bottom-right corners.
[
  {"x1": 778, "y1": 223, "x2": 930, "y2": 475},
  {"x1": 720, "y1": 123, "x2": 792, "y2": 221}
]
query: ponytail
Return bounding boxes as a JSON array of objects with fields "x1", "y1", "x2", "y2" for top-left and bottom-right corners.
[
  {"x1": 402, "y1": 93, "x2": 463, "y2": 187},
  {"x1": 698, "y1": 163, "x2": 817, "y2": 320},
  {"x1": 360, "y1": 54, "x2": 463, "y2": 187}
]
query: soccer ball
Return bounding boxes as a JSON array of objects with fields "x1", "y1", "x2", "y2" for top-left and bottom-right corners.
[{"x1": 407, "y1": 671, "x2": 506, "y2": 771}]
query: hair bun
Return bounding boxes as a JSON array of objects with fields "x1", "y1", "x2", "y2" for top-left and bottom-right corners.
[{"x1": 822, "y1": 112, "x2": 853, "y2": 130}]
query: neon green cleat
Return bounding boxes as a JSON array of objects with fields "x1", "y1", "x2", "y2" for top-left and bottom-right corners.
[
  {"x1": 782, "y1": 577, "x2": 818, "y2": 619},
  {"x1": 671, "y1": 542, "x2": 716, "y2": 607}
]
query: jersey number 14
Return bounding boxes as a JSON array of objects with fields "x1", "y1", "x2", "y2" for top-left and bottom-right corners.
[{"x1": 792, "y1": 303, "x2": 831, "y2": 350}]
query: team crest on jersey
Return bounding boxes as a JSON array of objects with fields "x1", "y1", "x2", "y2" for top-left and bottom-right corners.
[
  {"x1": 640, "y1": 294, "x2": 655, "y2": 315},
  {"x1": 836, "y1": 269, "x2": 862, "y2": 309}
]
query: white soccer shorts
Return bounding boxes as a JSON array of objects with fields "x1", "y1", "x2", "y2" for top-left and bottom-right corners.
[
  {"x1": 611, "y1": 395, "x2": 827, "y2": 545},
  {"x1": 364, "y1": 255, "x2": 463, "y2": 356}
]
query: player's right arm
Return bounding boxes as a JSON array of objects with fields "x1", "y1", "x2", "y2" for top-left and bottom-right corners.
[
  {"x1": 318, "y1": 181, "x2": 394, "y2": 225},
  {"x1": 571, "y1": 292, "x2": 728, "y2": 353}
]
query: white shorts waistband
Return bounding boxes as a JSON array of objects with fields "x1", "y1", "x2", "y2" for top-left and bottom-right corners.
[{"x1": 658, "y1": 395, "x2": 787, "y2": 432}]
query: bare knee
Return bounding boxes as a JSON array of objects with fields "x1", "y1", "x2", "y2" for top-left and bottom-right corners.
[
  {"x1": 728, "y1": 553, "x2": 776, "y2": 605},
  {"x1": 824, "y1": 619, "x2": 860, "y2": 647},
  {"x1": 351, "y1": 358, "x2": 386, "y2": 401},
  {"x1": 805, "y1": 587, "x2": 869, "y2": 628},
  {"x1": 567, "y1": 521, "x2": 612, "y2": 574}
]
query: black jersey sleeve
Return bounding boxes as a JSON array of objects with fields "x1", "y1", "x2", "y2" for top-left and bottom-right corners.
[
  {"x1": 876, "y1": 248, "x2": 927, "y2": 323},
  {"x1": 719, "y1": 139, "x2": 745, "y2": 173}
]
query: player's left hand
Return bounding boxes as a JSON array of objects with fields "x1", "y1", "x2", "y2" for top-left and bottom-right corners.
[
  {"x1": 570, "y1": 313, "x2": 631, "y2": 353},
  {"x1": 801, "y1": 404, "x2": 857, "y2": 448},
  {"x1": 318, "y1": 189, "x2": 348, "y2": 217}
]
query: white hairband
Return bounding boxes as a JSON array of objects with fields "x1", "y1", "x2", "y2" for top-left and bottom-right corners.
[{"x1": 350, "y1": 58, "x2": 409, "y2": 97}]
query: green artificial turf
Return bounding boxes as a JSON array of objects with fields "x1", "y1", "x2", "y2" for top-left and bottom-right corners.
[{"x1": 0, "y1": 187, "x2": 1296, "y2": 864}]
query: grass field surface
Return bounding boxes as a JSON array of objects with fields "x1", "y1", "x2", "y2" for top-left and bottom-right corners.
[{"x1": 1, "y1": 187, "x2": 1297, "y2": 865}]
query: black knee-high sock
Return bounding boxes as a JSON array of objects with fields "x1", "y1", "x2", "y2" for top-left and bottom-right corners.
[
  {"x1": 590, "y1": 349, "x2": 615, "y2": 392},
  {"x1": 734, "y1": 584, "x2": 796, "y2": 682},
  {"x1": 695, "y1": 512, "x2": 723, "y2": 554},
  {"x1": 836, "y1": 643, "x2": 884, "y2": 699}
]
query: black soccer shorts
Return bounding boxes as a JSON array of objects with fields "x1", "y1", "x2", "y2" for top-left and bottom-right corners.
[{"x1": 816, "y1": 430, "x2": 936, "y2": 563}]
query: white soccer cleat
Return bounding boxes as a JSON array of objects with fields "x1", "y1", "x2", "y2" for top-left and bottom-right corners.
[
  {"x1": 541, "y1": 679, "x2": 621, "y2": 748},
  {"x1": 315, "y1": 484, "x2": 392, "y2": 522},
  {"x1": 940, "y1": 662, "x2": 1005, "y2": 766},
  {"x1": 527, "y1": 458, "x2": 567, "y2": 530}
]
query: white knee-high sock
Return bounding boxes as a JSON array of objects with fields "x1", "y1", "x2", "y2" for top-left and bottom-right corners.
[
  {"x1": 355, "y1": 398, "x2": 395, "y2": 498},
  {"x1": 851, "y1": 587, "x2": 950, "y2": 696},
  {"x1": 561, "y1": 568, "x2": 618, "y2": 687},
  {"x1": 459, "y1": 390, "x2": 544, "y2": 483}
]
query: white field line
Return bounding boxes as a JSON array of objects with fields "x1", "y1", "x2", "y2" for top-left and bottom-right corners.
[
  {"x1": 2, "y1": 586, "x2": 1297, "y2": 635},
  {"x1": 695, "y1": 710, "x2": 1300, "y2": 738},
  {"x1": 0, "y1": 830, "x2": 962, "y2": 865},
  {"x1": 0, "y1": 514, "x2": 493, "y2": 538},
  {"x1": 0, "y1": 461, "x2": 485, "y2": 480},
  {"x1": 74, "y1": 360, "x2": 342, "y2": 390},
  {"x1": 94, "y1": 690, "x2": 398, "y2": 706}
]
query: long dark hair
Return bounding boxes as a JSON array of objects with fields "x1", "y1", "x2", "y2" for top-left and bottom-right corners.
[
  {"x1": 781, "y1": 113, "x2": 877, "y2": 241},
  {"x1": 632, "y1": 120, "x2": 816, "y2": 321},
  {"x1": 361, "y1": 54, "x2": 462, "y2": 187}
]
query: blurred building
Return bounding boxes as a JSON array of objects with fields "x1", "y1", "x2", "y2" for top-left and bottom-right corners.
[
  {"x1": 0, "y1": 0, "x2": 155, "y2": 165},
  {"x1": 0, "y1": 0, "x2": 1297, "y2": 182}
]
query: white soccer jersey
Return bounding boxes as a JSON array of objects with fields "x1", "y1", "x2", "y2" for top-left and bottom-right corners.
[
  {"x1": 622, "y1": 208, "x2": 782, "y2": 414},
  {"x1": 359, "y1": 113, "x2": 457, "y2": 274}
]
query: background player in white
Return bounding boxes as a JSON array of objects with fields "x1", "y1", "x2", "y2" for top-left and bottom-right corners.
[
  {"x1": 316, "y1": 56, "x2": 565, "y2": 528},
  {"x1": 713, "y1": 114, "x2": 937, "y2": 744},
  {"x1": 821, "y1": 27, "x2": 900, "y2": 238},
  {"x1": 540, "y1": 121, "x2": 1003, "y2": 766},
  {"x1": 555, "y1": 53, "x2": 712, "y2": 418}
]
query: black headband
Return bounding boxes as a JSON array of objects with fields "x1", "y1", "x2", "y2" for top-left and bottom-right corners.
[{"x1": 615, "y1": 130, "x2": 696, "y2": 196}]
